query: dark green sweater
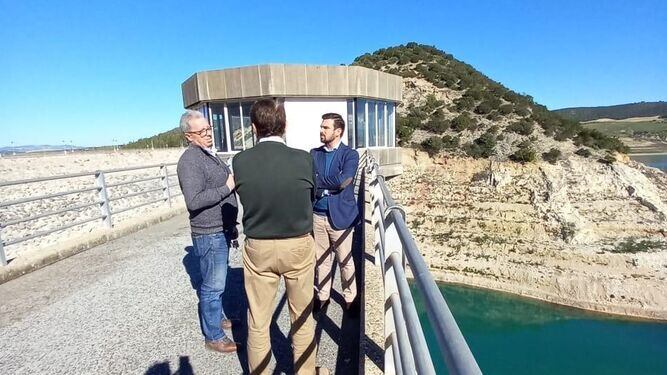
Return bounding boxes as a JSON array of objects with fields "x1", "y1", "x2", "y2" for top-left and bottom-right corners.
[{"x1": 232, "y1": 141, "x2": 315, "y2": 239}]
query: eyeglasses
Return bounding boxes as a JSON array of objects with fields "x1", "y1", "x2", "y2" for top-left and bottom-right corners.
[{"x1": 187, "y1": 126, "x2": 212, "y2": 137}]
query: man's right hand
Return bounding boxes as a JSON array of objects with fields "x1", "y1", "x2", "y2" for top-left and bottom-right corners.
[{"x1": 226, "y1": 173, "x2": 235, "y2": 190}]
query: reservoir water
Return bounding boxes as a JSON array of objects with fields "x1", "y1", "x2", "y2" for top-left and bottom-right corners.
[
  {"x1": 412, "y1": 283, "x2": 667, "y2": 374},
  {"x1": 631, "y1": 154, "x2": 667, "y2": 172}
]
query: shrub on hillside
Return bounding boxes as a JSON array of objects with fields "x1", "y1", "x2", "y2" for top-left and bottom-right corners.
[
  {"x1": 507, "y1": 120, "x2": 534, "y2": 136},
  {"x1": 464, "y1": 87, "x2": 484, "y2": 101},
  {"x1": 515, "y1": 106, "x2": 531, "y2": 117},
  {"x1": 424, "y1": 118, "x2": 450, "y2": 133},
  {"x1": 598, "y1": 153, "x2": 617, "y2": 165},
  {"x1": 464, "y1": 131, "x2": 496, "y2": 158},
  {"x1": 455, "y1": 96, "x2": 476, "y2": 111},
  {"x1": 474, "y1": 101, "x2": 493, "y2": 115},
  {"x1": 574, "y1": 129, "x2": 630, "y2": 153},
  {"x1": 421, "y1": 136, "x2": 444, "y2": 157},
  {"x1": 575, "y1": 148, "x2": 592, "y2": 158},
  {"x1": 499, "y1": 104, "x2": 514, "y2": 115},
  {"x1": 486, "y1": 111, "x2": 500, "y2": 121},
  {"x1": 542, "y1": 148, "x2": 562, "y2": 164},
  {"x1": 397, "y1": 115, "x2": 417, "y2": 145},
  {"x1": 509, "y1": 140, "x2": 537, "y2": 163},
  {"x1": 423, "y1": 94, "x2": 444, "y2": 112},
  {"x1": 451, "y1": 113, "x2": 473, "y2": 132},
  {"x1": 441, "y1": 135, "x2": 460, "y2": 150}
]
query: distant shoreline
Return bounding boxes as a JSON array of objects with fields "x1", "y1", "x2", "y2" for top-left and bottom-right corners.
[{"x1": 629, "y1": 152, "x2": 667, "y2": 156}]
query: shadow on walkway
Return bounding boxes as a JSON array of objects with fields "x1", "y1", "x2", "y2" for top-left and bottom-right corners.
[
  {"x1": 182, "y1": 246, "x2": 250, "y2": 374},
  {"x1": 180, "y1": 229, "x2": 364, "y2": 375},
  {"x1": 145, "y1": 356, "x2": 194, "y2": 375}
]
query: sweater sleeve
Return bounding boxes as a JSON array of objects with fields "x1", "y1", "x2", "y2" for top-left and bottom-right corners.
[
  {"x1": 316, "y1": 149, "x2": 359, "y2": 190},
  {"x1": 177, "y1": 157, "x2": 229, "y2": 211}
]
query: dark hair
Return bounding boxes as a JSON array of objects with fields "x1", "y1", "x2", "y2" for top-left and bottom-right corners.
[
  {"x1": 322, "y1": 113, "x2": 345, "y2": 133},
  {"x1": 250, "y1": 99, "x2": 286, "y2": 138}
]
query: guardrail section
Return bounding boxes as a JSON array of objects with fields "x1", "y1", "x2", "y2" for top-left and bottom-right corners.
[
  {"x1": 0, "y1": 163, "x2": 182, "y2": 266},
  {"x1": 367, "y1": 154, "x2": 481, "y2": 375}
]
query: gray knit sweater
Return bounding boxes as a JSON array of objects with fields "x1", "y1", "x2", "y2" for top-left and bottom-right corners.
[{"x1": 177, "y1": 145, "x2": 238, "y2": 235}]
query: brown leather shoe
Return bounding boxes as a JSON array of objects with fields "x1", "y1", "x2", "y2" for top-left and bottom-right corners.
[
  {"x1": 221, "y1": 319, "x2": 233, "y2": 330},
  {"x1": 205, "y1": 337, "x2": 237, "y2": 353}
]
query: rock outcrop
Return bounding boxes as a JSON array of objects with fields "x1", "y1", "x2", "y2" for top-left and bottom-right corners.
[{"x1": 388, "y1": 148, "x2": 667, "y2": 319}]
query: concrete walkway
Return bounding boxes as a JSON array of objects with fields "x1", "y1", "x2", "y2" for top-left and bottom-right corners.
[{"x1": 0, "y1": 213, "x2": 362, "y2": 374}]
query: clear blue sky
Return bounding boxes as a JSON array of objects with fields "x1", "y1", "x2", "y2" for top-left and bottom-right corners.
[{"x1": 1, "y1": 0, "x2": 665, "y2": 147}]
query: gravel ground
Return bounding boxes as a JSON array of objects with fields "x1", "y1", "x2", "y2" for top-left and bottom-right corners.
[{"x1": 0, "y1": 213, "x2": 362, "y2": 374}]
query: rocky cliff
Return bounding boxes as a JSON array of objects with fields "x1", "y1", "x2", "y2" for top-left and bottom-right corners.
[{"x1": 388, "y1": 148, "x2": 667, "y2": 319}]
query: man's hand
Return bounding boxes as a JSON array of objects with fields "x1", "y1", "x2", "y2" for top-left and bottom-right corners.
[{"x1": 226, "y1": 173, "x2": 235, "y2": 191}]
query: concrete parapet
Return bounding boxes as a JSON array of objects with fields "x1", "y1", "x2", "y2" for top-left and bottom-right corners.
[{"x1": 366, "y1": 148, "x2": 403, "y2": 178}]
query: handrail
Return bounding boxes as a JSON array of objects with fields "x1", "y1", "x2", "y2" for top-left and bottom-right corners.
[
  {"x1": 366, "y1": 151, "x2": 481, "y2": 375},
  {"x1": 0, "y1": 187, "x2": 99, "y2": 208},
  {"x1": 0, "y1": 163, "x2": 178, "y2": 187},
  {"x1": 0, "y1": 162, "x2": 181, "y2": 266},
  {"x1": 1, "y1": 200, "x2": 103, "y2": 227}
]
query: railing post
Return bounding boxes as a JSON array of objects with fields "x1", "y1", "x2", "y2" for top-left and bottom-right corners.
[
  {"x1": 160, "y1": 164, "x2": 172, "y2": 207},
  {"x1": 0, "y1": 226, "x2": 7, "y2": 266},
  {"x1": 95, "y1": 171, "x2": 113, "y2": 228}
]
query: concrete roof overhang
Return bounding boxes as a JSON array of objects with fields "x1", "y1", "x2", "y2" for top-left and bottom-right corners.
[{"x1": 181, "y1": 64, "x2": 402, "y2": 108}]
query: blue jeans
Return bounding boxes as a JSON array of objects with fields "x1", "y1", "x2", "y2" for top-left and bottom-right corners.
[{"x1": 192, "y1": 232, "x2": 229, "y2": 342}]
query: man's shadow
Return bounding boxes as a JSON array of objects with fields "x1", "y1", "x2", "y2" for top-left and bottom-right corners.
[{"x1": 182, "y1": 246, "x2": 250, "y2": 374}]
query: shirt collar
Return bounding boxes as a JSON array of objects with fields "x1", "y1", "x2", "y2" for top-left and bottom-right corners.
[
  {"x1": 324, "y1": 139, "x2": 342, "y2": 152},
  {"x1": 191, "y1": 144, "x2": 216, "y2": 156},
  {"x1": 258, "y1": 136, "x2": 286, "y2": 144}
]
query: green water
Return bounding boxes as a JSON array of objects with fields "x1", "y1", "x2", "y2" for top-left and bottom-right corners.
[
  {"x1": 631, "y1": 154, "x2": 667, "y2": 172},
  {"x1": 411, "y1": 283, "x2": 667, "y2": 374}
]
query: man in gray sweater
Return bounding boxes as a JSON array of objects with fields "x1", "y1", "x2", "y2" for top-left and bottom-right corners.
[{"x1": 177, "y1": 109, "x2": 238, "y2": 353}]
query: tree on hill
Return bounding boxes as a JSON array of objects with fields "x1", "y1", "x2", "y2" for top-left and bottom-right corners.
[
  {"x1": 123, "y1": 128, "x2": 185, "y2": 149},
  {"x1": 351, "y1": 42, "x2": 629, "y2": 160}
]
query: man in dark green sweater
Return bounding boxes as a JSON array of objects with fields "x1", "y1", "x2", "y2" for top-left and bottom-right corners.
[{"x1": 233, "y1": 99, "x2": 319, "y2": 375}]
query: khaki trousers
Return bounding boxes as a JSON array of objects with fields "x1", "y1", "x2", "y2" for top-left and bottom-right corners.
[
  {"x1": 313, "y1": 214, "x2": 357, "y2": 303},
  {"x1": 243, "y1": 235, "x2": 316, "y2": 375}
]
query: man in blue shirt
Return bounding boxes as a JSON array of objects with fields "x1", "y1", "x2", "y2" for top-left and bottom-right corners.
[{"x1": 310, "y1": 113, "x2": 359, "y2": 313}]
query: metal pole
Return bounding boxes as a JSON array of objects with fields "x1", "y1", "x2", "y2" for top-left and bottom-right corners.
[
  {"x1": 95, "y1": 171, "x2": 113, "y2": 228},
  {"x1": 390, "y1": 293, "x2": 417, "y2": 375},
  {"x1": 389, "y1": 203, "x2": 482, "y2": 375},
  {"x1": 390, "y1": 333, "x2": 404, "y2": 375},
  {"x1": 389, "y1": 253, "x2": 436, "y2": 375},
  {"x1": 0, "y1": 226, "x2": 7, "y2": 266},
  {"x1": 160, "y1": 164, "x2": 172, "y2": 207}
]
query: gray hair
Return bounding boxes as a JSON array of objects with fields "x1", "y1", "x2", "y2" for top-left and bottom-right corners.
[{"x1": 179, "y1": 110, "x2": 204, "y2": 133}]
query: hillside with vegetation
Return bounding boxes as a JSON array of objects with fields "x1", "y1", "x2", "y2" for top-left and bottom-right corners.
[
  {"x1": 356, "y1": 44, "x2": 667, "y2": 319},
  {"x1": 352, "y1": 43, "x2": 628, "y2": 163},
  {"x1": 555, "y1": 101, "x2": 667, "y2": 122},
  {"x1": 123, "y1": 128, "x2": 184, "y2": 149}
]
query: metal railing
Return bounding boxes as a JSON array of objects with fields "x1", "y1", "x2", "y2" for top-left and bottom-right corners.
[
  {"x1": 366, "y1": 152, "x2": 481, "y2": 375},
  {"x1": 0, "y1": 163, "x2": 182, "y2": 266}
]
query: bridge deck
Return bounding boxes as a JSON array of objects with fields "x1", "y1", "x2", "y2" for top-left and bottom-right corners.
[{"x1": 0, "y1": 213, "x2": 363, "y2": 374}]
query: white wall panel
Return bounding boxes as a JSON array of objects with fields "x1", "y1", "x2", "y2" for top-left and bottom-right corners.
[{"x1": 284, "y1": 99, "x2": 348, "y2": 152}]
